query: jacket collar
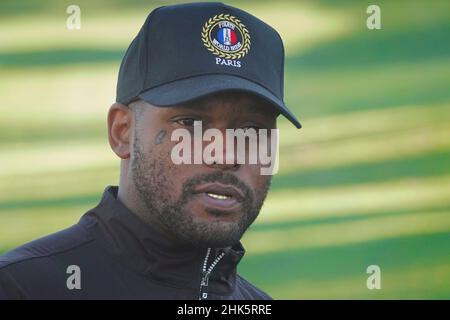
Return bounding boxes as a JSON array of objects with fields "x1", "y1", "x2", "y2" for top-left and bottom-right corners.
[{"x1": 79, "y1": 186, "x2": 245, "y2": 295}]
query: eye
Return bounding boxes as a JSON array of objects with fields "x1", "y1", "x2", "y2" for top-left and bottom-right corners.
[{"x1": 176, "y1": 118, "x2": 197, "y2": 127}]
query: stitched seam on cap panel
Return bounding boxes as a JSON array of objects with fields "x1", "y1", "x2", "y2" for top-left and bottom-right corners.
[{"x1": 143, "y1": 5, "x2": 166, "y2": 92}]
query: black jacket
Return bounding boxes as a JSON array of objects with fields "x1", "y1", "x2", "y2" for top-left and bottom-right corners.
[{"x1": 0, "y1": 186, "x2": 271, "y2": 300}]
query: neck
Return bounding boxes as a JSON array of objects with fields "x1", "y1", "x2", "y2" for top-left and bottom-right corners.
[{"x1": 85, "y1": 186, "x2": 245, "y2": 293}]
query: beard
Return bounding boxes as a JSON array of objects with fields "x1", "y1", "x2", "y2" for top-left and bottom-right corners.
[{"x1": 131, "y1": 131, "x2": 271, "y2": 248}]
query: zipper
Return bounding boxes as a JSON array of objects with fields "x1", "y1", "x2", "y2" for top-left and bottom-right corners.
[{"x1": 198, "y1": 247, "x2": 225, "y2": 300}]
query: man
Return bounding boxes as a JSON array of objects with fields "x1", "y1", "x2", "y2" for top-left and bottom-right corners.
[{"x1": 0, "y1": 2, "x2": 301, "y2": 299}]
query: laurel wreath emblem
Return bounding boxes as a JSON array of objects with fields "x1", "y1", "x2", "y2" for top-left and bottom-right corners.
[{"x1": 201, "y1": 14, "x2": 251, "y2": 59}]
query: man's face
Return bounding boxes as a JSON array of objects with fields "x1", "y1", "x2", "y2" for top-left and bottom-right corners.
[{"x1": 130, "y1": 91, "x2": 277, "y2": 248}]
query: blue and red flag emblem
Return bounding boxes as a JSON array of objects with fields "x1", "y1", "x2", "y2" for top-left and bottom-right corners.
[{"x1": 217, "y1": 27, "x2": 237, "y2": 46}]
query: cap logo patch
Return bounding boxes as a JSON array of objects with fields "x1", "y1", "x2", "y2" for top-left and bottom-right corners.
[{"x1": 201, "y1": 14, "x2": 251, "y2": 60}]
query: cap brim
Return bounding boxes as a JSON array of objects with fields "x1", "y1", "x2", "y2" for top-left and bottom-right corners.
[{"x1": 138, "y1": 74, "x2": 301, "y2": 129}]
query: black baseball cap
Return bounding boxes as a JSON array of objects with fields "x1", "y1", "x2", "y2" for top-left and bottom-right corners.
[{"x1": 116, "y1": 2, "x2": 301, "y2": 129}]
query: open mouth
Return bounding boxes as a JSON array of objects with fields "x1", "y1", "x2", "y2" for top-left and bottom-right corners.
[
  {"x1": 206, "y1": 192, "x2": 232, "y2": 200},
  {"x1": 192, "y1": 182, "x2": 245, "y2": 212},
  {"x1": 194, "y1": 183, "x2": 244, "y2": 201}
]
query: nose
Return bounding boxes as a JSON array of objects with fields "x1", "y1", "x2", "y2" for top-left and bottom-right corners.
[{"x1": 203, "y1": 127, "x2": 240, "y2": 171}]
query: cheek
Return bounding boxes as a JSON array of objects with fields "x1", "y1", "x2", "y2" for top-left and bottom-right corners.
[
  {"x1": 240, "y1": 165, "x2": 272, "y2": 195},
  {"x1": 157, "y1": 136, "x2": 198, "y2": 197},
  {"x1": 135, "y1": 132, "x2": 181, "y2": 195},
  {"x1": 253, "y1": 173, "x2": 271, "y2": 193}
]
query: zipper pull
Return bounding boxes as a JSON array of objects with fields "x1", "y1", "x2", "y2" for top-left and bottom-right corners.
[
  {"x1": 199, "y1": 271, "x2": 210, "y2": 300},
  {"x1": 200, "y1": 271, "x2": 209, "y2": 287}
]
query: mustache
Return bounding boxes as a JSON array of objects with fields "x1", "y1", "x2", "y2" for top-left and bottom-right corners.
[{"x1": 181, "y1": 171, "x2": 253, "y2": 200}]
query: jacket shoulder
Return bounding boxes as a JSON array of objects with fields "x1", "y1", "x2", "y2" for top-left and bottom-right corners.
[
  {"x1": 235, "y1": 274, "x2": 272, "y2": 300},
  {"x1": 0, "y1": 223, "x2": 94, "y2": 299},
  {"x1": 0, "y1": 223, "x2": 93, "y2": 270}
]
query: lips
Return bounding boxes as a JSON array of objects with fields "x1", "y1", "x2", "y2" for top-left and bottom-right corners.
[
  {"x1": 193, "y1": 183, "x2": 245, "y2": 203},
  {"x1": 190, "y1": 182, "x2": 246, "y2": 213}
]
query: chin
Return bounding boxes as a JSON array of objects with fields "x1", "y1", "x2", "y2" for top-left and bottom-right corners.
[{"x1": 187, "y1": 224, "x2": 243, "y2": 248}]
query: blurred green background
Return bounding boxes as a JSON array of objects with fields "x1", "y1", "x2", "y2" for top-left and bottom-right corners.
[{"x1": 1, "y1": 0, "x2": 449, "y2": 299}]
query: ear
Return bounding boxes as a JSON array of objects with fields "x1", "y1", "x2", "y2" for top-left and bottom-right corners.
[{"x1": 107, "y1": 102, "x2": 133, "y2": 159}]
